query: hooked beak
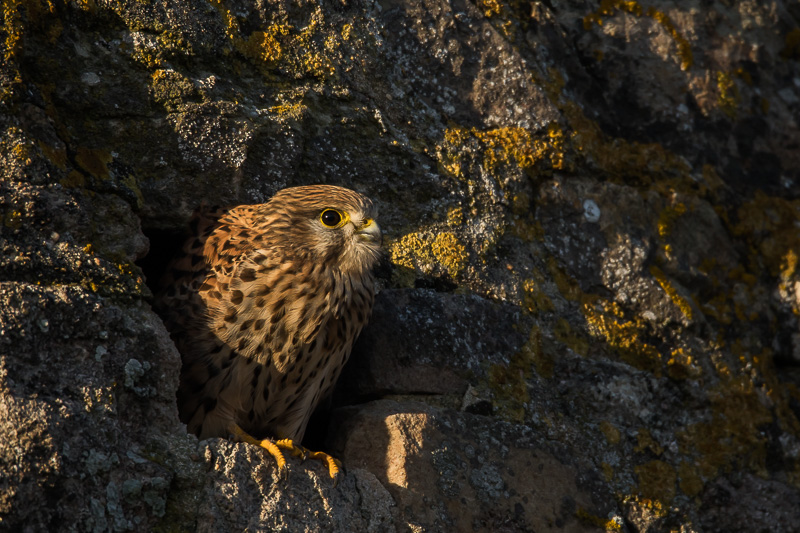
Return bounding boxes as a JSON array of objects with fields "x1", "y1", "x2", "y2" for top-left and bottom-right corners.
[{"x1": 355, "y1": 218, "x2": 382, "y2": 245}]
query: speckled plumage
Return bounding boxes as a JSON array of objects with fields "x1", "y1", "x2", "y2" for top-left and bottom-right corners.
[{"x1": 156, "y1": 185, "x2": 381, "y2": 462}]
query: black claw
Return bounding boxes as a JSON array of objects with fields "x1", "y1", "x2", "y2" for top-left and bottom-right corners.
[
  {"x1": 298, "y1": 446, "x2": 309, "y2": 462},
  {"x1": 277, "y1": 464, "x2": 289, "y2": 481}
]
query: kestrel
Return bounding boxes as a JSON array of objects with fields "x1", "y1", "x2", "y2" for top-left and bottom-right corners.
[{"x1": 156, "y1": 185, "x2": 381, "y2": 479}]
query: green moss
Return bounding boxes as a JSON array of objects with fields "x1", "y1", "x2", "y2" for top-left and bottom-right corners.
[
  {"x1": 634, "y1": 460, "x2": 677, "y2": 506},
  {"x1": 546, "y1": 256, "x2": 584, "y2": 302},
  {"x1": 780, "y1": 27, "x2": 800, "y2": 60},
  {"x1": 38, "y1": 140, "x2": 67, "y2": 170},
  {"x1": 75, "y1": 147, "x2": 112, "y2": 180},
  {"x1": 488, "y1": 326, "x2": 541, "y2": 420},
  {"x1": 1, "y1": 0, "x2": 61, "y2": 101},
  {"x1": 599, "y1": 420, "x2": 621, "y2": 444},
  {"x1": 730, "y1": 191, "x2": 800, "y2": 278},
  {"x1": 677, "y1": 460, "x2": 703, "y2": 497},
  {"x1": 634, "y1": 428, "x2": 663, "y2": 455},
  {"x1": 677, "y1": 376, "x2": 772, "y2": 482},
  {"x1": 553, "y1": 317, "x2": 589, "y2": 356}
]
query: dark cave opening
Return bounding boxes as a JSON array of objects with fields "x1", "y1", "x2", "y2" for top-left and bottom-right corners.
[{"x1": 136, "y1": 227, "x2": 187, "y2": 298}]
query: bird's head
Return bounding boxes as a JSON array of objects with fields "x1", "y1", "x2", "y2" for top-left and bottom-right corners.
[{"x1": 265, "y1": 185, "x2": 382, "y2": 276}]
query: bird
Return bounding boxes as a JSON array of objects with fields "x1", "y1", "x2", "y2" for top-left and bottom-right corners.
[{"x1": 155, "y1": 184, "x2": 382, "y2": 479}]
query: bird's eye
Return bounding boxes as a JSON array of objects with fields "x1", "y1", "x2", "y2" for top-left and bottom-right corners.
[{"x1": 320, "y1": 209, "x2": 343, "y2": 228}]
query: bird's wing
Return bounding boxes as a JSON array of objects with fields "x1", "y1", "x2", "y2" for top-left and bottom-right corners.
[
  {"x1": 156, "y1": 205, "x2": 230, "y2": 338},
  {"x1": 211, "y1": 245, "x2": 332, "y2": 366}
]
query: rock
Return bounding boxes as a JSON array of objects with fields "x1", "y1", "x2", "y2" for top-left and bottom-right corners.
[
  {"x1": 0, "y1": 283, "x2": 186, "y2": 531},
  {"x1": 339, "y1": 288, "x2": 534, "y2": 403},
  {"x1": 329, "y1": 399, "x2": 616, "y2": 533},
  {"x1": 2, "y1": 0, "x2": 800, "y2": 531},
  {"x1": 192, "y1": 440, "x2": 396, "y2": 533}
]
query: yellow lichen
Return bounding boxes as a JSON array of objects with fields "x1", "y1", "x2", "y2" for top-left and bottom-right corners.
[
  {"x1": 582, "y1": 299, "x2": 662, "y2": 374},
  {"x1": 731, "y1": 191, "x2": 800, "y2": 278},
  {"x1": 666, "y1": 347, "x2": 702, "y2": 379},
  {"x1": 478, "y1": 0, "x2": 502, "y2": 17},
  {"x1": 432, "y1": 233, "x2": 468, "y2": 277},
  {"x1": 446, "y1": 206, "x2": 464, "y2": 227},
  {"x1": 583, "y1": 0, "x2": 692, "y2": 70},
  {"x1": 649, "y1": 265, "x2": 694, "y2": 320},
  {"x1": 11, "y1": 141, "x2": 32, "y2": 166},
  {"x1": 555, "y1": 76, "x2": 692, "y2": 190},
  {"x1": 522, "y1": 275, "x2": 553, "y2": 313},
  {"x1": 646, "y1": 7, "x2": 692, "y2": 70},
  {"x1": 234, "y1": 22, "x2": 292, "y2": 65},
  {"x1": 4, "y1": 209, "x2": 22, "y2": 229},
  {"x1": 207, "y1": 0, "x2": 337, "y2": 78},
  {"x1": 150, "y1": 68, "x2": 198, "y2": 111},
  {"x1": 439, "y1": 123, "x2": 567, "y2": 184},
  {"x1": 716, "y1": 71, "x2": 740, "y2": 119},
  {"x1": 780, "y1": 249, "x2": 797, "y2": 281},
  {"x1": 656, "y1": 202, "x2": 687, "y2": 238},
  {"x1": 575, "y1": 507, "x2": 623, "y2": 531},
  {"x1": 268, "y1": 100, "x2": 307, "y2": 122},
  {"x1": 389, "y1": 230, "x2": 468, "y2": 278}
]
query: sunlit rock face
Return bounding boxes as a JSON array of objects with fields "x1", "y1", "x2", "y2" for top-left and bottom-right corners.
[{"x1": 1, "y1": 0, "x2": 799, "y2": 531}]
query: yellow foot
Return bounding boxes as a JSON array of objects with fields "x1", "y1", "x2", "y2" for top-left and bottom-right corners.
[
  {"x1": 231, "y1": 426, "x2": 342, "y2": 482},
  {"x1": 306, "y1": 448, "x2": 343, "y2": 483},
  {"x1": 231, "y1": 424, "x2": 290, "y2": 477},
  {"x1": 276, "y1": 438, "x2": 343, "y2": 482}
]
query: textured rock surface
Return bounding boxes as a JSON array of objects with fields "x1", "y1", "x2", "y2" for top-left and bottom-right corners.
[{"x1": 2, "y1": 0, "x2": 800, "y2": 531}]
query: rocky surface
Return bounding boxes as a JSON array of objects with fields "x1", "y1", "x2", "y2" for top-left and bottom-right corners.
[{"x1": 2, "y1": 0, "x2": 800, "y2": 531}]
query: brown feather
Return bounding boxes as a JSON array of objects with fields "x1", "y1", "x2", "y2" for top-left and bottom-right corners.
[{"x1": 155, "y1": 185, "x2": 381, "y2": 442}]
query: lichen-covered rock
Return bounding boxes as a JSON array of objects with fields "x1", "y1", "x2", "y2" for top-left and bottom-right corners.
[
  {"x1": 192, "y1": 440, "x2": 396, "y2": 533},
  {"x1": 1, "y1": 0, "x2": 800, "y2": 531},
  {"x1": 329, "y1": 399, "x2": 617, "y2": 532}
]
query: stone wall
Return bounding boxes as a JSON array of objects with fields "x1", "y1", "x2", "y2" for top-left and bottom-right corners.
[{"x1": 1, "y1": 0, "x2": 800, "y2": 531}]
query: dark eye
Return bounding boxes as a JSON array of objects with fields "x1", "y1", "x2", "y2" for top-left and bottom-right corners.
[{"x1": 320, "y1": 209, "x2": 343, "y2": 228}]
